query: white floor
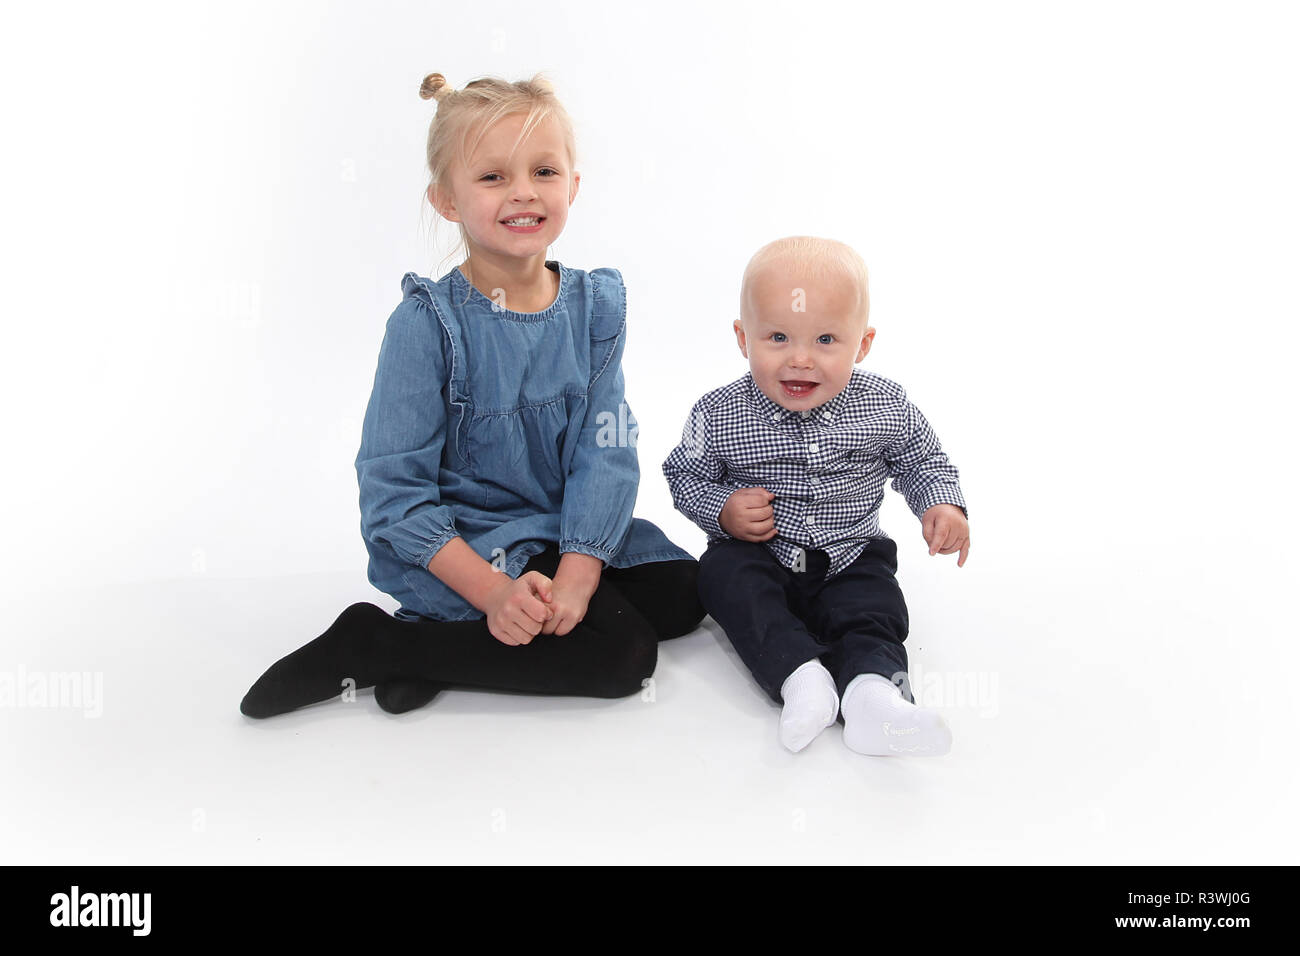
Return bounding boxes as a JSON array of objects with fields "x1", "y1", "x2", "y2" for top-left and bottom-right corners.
[{"x1": 2, "y1": 537, "x2": 1295, "y2": 865}]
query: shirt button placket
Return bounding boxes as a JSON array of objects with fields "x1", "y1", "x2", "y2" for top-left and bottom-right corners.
[
  {"x1": 806, "y1": 419, "x2": 820, "y2": 525},
  {"x1": 804, "y1": 423, "x2": 817, "y2": 530}
]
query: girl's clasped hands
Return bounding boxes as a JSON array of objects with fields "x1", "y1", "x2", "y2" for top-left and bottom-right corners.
[{"x1": 480, "y1": 569, "x2": 595, "y2": 645}]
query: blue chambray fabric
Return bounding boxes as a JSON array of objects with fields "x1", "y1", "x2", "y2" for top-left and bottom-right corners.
[{"x1": 356, "y1": 260, "x2": 693, "y2": 622}]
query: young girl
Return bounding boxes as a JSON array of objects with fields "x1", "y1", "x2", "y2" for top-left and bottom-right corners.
[{"x1": 241, "y1": 72, "x2": 705, "y2": 719}]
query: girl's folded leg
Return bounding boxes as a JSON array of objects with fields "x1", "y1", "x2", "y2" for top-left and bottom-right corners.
[
  {"x1": 600, "y1": 556, "x2": 707, "y2": 640},
  {"x1": 373, "y1": 677, "x2": 445, "y2": 715},
  {"x1": 240, "y1": 580, "x2": 659, "y2": 719}
]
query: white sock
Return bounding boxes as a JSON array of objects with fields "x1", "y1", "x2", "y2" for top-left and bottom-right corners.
[
  {"x1": 778, "y1": 659, "x2": 840, "y2": 753},
  {"x1": 841, "y1": 673, "x2": 952, "y2": 756}
]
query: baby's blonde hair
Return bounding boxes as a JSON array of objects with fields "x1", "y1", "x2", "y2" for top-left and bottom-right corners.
[
  {"x1": 740, "y1": 236, "x2": 870, "y2": 330},
  {"x1": 418, "y1": 71, "x2": 578, "y2": 281}
]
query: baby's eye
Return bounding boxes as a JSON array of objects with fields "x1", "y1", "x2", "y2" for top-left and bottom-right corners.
[
  {"x1": 818, "y1": 334, "x2": 834, "y2": 344},
  {"x1": 770, "y1": 332, "x2": 787, "y2": 342}
]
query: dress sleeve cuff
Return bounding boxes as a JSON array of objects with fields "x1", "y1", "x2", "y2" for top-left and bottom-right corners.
[{"x1": 558, "y1": 540, "x2": 615, "y2": 565}]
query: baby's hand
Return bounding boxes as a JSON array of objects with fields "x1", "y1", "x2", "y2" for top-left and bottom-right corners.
[
  {"x1": 922, "y1": 504, "x2": 969, "y2": 567},
  {"x1": 720, "y1": 487, "x2": 778, "y2": 542}
]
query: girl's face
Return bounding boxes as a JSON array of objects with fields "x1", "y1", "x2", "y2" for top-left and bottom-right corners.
[{"x1": 432, "y1": 112, "x2": 579, "y2": 266}]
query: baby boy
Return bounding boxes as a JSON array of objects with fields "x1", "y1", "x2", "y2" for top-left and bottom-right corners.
[{"x1": 662, "y1": 236, "x2": 970, "y2": 755}]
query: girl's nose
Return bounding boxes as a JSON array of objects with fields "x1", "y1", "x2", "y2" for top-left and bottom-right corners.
[{"x1": 510, "y1": 182, "x2": 538, "y2": 201}]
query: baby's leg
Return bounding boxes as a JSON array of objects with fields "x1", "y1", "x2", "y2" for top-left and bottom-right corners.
[
  {"x1": 839, "y1": 674, "x2": 951, "y2": 756},
  {"x1": 804, "y1": 538, "x2": 950, "y2": 756},
  {"x1": 803, "y1": 538, "x2": 911, "y2": 701},
  {"x1": 697, "y1": 539, "x2": 838, "y2": 751},
  {"x1": 777, "y1": 659, "x2": 840, "y2": 753}
]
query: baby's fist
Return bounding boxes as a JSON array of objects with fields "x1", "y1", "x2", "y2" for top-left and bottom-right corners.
[
  {"x1": 922, "y1": 503, "x2": 969, "y2": 567},
  {"x1": 720, "y1": 487, "x2": 778, "y2": 542}
]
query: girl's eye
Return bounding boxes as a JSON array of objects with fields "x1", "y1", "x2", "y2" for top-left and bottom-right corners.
[{"x1": 481, "y1": 169, "x2": 558, "y2": 182}]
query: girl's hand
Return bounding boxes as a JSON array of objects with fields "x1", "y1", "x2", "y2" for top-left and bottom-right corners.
[
  {"x1": 922, "y1": 504, "x2": 970, "y2": 567},
  {"x1": 481, "y1": 571, "x2": 555, "y2": 645},
  {"x1": 537, "y1": 574, "x2": 596, "y2": 636}
]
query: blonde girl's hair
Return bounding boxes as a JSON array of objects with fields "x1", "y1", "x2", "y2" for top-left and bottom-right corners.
[
  {"x1": 418, "y1": 71, "x2": 578, "y2": 288},
  {"x1": 739, "y1": 236, "x2": 871, "y2": 330}
]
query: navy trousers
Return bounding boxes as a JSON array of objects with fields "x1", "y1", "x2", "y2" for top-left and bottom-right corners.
[{"x1": 696, "y1": 537, "x2": 914, "y2": 704}]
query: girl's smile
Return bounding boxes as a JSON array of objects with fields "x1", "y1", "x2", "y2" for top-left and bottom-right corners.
[{"x1": 499, "y1": 214, "x2": 547, "y2": 233}]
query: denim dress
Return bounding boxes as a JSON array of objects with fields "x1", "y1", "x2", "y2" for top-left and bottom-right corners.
[{"x1": 355, "y1": 260, "x2": 693, "y2": 622}]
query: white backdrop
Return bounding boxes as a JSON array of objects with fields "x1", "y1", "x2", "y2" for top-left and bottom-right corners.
[{"x1": 2, "y1": 0, "x2": 1297, "y2": 865}]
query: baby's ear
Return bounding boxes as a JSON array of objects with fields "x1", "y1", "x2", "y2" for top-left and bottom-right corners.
[{"x1": 858, "y1": 327, "x2": 875, "y2": 361}]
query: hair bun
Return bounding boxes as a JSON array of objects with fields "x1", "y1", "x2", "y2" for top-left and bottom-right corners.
[{"x1": 419, "y1": 72, "x2": 453, "y2": 102}]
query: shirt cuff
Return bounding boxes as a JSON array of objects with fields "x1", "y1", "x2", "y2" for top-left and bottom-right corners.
[
  {"x1": 692, "y1": 483, "x2": 736, "y2": 539},
  {"x1": 909, "y1": 485, "x2": 968, "y2": 521}
]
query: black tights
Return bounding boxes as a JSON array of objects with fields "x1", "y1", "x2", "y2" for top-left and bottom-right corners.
[{"x1": 240, "y1": 544, "x2": 706, "y2": 718}]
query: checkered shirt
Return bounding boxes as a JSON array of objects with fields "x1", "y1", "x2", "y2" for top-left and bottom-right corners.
[{"x1": 662, "y1": 368, "x2": 968, "y2": 577}]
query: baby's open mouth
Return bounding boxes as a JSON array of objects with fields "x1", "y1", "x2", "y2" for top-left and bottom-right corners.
[{"x1": 782, "y1": 381, "x2": 818, "y2": 396}]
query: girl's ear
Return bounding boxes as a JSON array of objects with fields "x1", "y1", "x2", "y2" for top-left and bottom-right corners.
[
  {"x1": 429, "y1": 183, "x2": 460, "y2": 222},
  {"x1": 569, "y1": 171, "x2": 581, "y2": 205}
]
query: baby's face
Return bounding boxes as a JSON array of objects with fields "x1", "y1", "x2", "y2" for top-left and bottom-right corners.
[{"x1": 734, "y1": 267, "x2": 874, "y2": 411}]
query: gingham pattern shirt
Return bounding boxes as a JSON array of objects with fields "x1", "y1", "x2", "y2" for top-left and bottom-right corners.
[{"x1": 662, "y1": 369, "x2": 967, "y2": 578}]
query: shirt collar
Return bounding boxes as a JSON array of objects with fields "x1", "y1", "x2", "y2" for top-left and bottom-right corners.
[{"x1": 744, "y1": 371, "x2": 853, "y2": 426}]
